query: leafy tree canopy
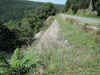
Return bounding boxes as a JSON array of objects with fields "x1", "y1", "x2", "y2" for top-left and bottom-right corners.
[{"x1": 35, "y1": 2, "x2": 57, "y2": 20}]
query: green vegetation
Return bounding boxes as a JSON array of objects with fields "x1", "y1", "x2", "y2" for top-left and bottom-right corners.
[
  {"x1": 64, "y1": 9, "x2": 98, "y2": 18},
  {"x1": 0, "y1": 2, "x2": 58, "y2": 52},
  {"x1": 0, "y1": 25, "x2": 18, "y2": 52},
  {"x1": 1, "y1": 0, "x2": 100, "y2": 75},
  {"x1": 0, "y1": 0, "x2": 36, "y2": 23},
  {"x1": 0, "y1": 2, "x2": 61, "y2": 74},
  {"x1": 0, "y1": 14, "x2": 43, "y2": 52},
  {"x1": 64, "y1": 0, "x2": 90, "y2": 13},
  {"x1": 0, "y1": 48, "x2": 38, "y2": 75},
  {"x1": 64, "y1": 0, "x2": 100, "y2": 16},
  {"x1": 95, "y1": 0, "x2": 100, "y2": 16},
  {"x1": 54, "y1": 15, "x2": 100, "y2": 75},
  {"x1": 12, "y1": 14, "x2": 43, "y2": 41},
  {"x1": 35, "y1": 2, "x2": 57, "y2": 20},
  {"x1": 0, "y1": 0, "x2": 64, "y2": 23},
  {"x1": 12, "y1": 15, "x2": 100, "y2": 75}
]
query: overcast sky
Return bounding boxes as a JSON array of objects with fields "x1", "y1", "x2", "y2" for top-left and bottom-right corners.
[{"x1": 29, "y1": 0, "x2": 66, "y2": 4}]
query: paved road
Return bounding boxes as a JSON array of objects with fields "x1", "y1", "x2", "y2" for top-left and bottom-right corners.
[{"x1": 61, "y1": 14, "x2": 100, "y2": 25}]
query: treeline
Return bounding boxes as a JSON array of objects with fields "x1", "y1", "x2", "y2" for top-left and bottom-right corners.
[
  {"x1": 0, "y1": 2, "x2": 57, "y2": 52},
  {"x1": 64, "y1": 0, "x2": 100, "y2": 16}
]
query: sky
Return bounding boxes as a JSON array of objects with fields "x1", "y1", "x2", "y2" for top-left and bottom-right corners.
[{"x1": 29, "y1": 0, "x2": 66, "y2": 4}]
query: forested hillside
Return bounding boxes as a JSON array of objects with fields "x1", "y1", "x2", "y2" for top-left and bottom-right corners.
[{"x1": 0, "y1": 0, "x2": 64, "y2": 23}]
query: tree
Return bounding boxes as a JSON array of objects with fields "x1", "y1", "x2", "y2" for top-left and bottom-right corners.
[{"x1": 35, "y1": 2, "x2": 57, "y2": 20}]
